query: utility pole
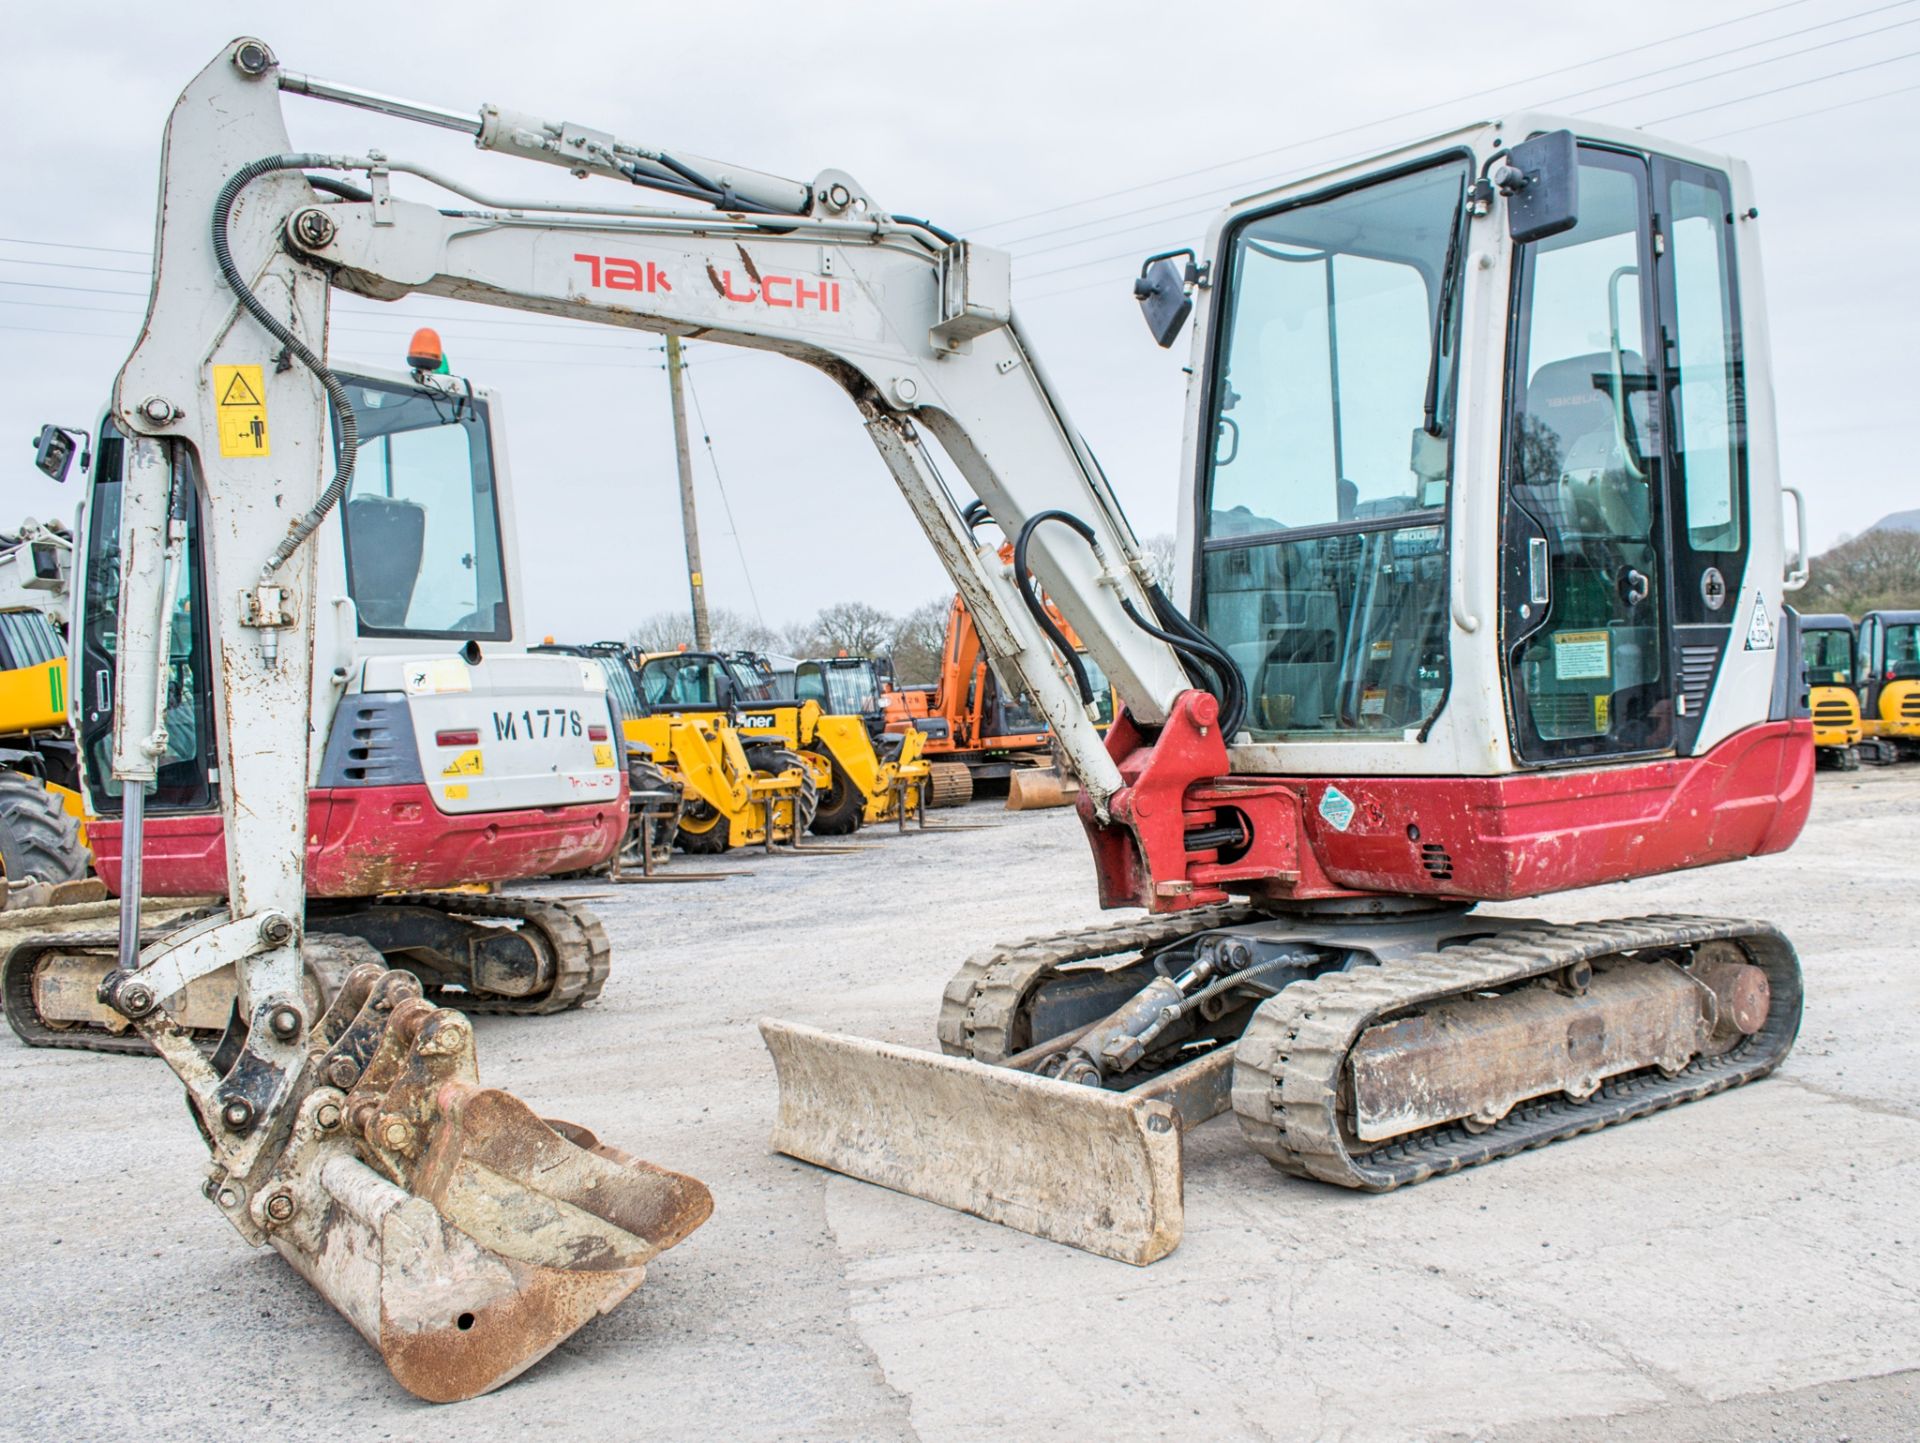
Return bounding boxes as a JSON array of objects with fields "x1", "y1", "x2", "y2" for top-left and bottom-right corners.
[{"x1": 664, "y1": 334, "x2": 711, "y2": 649}]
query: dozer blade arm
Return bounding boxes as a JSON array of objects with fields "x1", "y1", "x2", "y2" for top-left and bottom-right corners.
[{"x1": 762, "y1": 1019, "x2": 1187, "y2": 1265}]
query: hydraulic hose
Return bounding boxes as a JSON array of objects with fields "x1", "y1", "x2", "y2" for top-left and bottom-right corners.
[
  {"x1": 1119, "y1": 589, "x2": 1247, "y2": 741},
  {"x1": 1150, "y1": 584, "x2": 1248, "y2": 738},
  {"x1": 211, "y1": 153, "x2": 360, "y2": 577},
  {"x1": 1011, "y1": 511, "x2": 1097, "y2": 706}
]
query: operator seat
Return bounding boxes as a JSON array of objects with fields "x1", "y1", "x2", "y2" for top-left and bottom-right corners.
[
  {"x1": 344, "y1": 494, "x2": 427, "y2": 628},
  {"x1": 1516, "y1": 350, "x2": 1651, "y2": 542}
]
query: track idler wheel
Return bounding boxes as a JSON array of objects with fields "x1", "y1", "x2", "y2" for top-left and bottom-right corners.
[{"x1": 248, "y1": 964, "x2": 713, "y2": 1401}]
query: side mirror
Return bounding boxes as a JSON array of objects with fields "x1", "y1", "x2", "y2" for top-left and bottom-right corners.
[
  {"x1": 1134, "y1": 256, "x2": 1195, "y2": 348},
  {"x1": 1500, "y1": 130, "x2": 1579, "y2": 244},
  {"x1": 32, "y1": 425, "x2": 81, "y2": 482}
]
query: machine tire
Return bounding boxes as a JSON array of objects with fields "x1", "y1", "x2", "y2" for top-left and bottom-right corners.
[
  {"x1": 745, "y1": 744, "x2": 819, "y2": 837},
  {"x1": 676, "y1": 797, "x2": 732, "y2": 855},
  {"x1": 928, "y1": 761, "x2": 974, "y2": 808},
  {"x1": 0, "y1": 770, "x2": 91, "y2": 886},
  {"x1": 805, "y1": 749, "x2": 864, "y2": 837}
]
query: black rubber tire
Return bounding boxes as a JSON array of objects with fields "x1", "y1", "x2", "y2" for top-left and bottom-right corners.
[
  {"x1": 0, "y1": 770, "x2": 91, "y2": 885},
  {"x1": 676, "y1": 797, "x2": 732, "y2": 855},
  {"x1": 745, "y1": 744, "x2": 819, "y2": 837},
  {"x1": 805, "y1": 748, "x2": 865, "y2": 837}
]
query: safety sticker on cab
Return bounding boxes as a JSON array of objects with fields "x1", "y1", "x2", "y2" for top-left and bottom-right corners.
[
  {"x1": 1553, "y1": 629, "x2": 1611, "y2": 681},
  {"x1": 212, "y1": 364, "x2": 270, "y2": 458},
  {"x1": 442, "y1": 748, "x2": 485, "y2": 778},
  {"x1": 592, "y1": 743, "x2": 616, "y2": 769}
]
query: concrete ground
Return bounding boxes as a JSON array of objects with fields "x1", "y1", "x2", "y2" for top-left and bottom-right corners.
[{"x1": 2, "y1": 767, "x2": 1916, "y2": 1442}]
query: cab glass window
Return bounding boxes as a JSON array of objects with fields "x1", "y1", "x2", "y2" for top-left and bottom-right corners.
[
  {"x1": 332, "y1": 378, "x2": 509, "y2": 640},
  {"x1": 1197, "y1": 156, "x2": 1466, "y2": 740},
  {"x1": 1667, "y1": 174, "x2": 1744, "y2": 553}
]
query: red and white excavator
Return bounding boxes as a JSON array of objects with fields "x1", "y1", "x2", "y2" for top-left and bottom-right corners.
[
  {"x1": 5, "y1": 351, "x2": 631, "y2": 1053},
  {"x1": 75, "y1": 37, "x2": 1810, "y2": 1398}
]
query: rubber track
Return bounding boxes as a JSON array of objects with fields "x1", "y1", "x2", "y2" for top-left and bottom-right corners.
[
  {"x1": 1230, "y1": 914, "x2": 1803, "y2": 1191},
  {"x1": 936, "y1": 902, "x2": 1260, "y2": 1062},
  {"x1": 4, "y1": 926, "x2": 176, "y2": 1053},
  {"x1": 370, "y1": 892, "x2": 612, "y2": 1016},
  {"x1": 0, "y1": 912, "x2": 368, "y2": 1056}
]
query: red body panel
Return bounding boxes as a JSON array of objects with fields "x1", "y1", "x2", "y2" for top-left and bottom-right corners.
[
  {"x1": 89, "y1": 784, "x2": 626, "y2": 898},
  {"x1": 1081, "y1": 699, "x2": 1813, "y2": 913}
]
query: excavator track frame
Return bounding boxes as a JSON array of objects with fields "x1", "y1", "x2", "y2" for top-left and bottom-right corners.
[
  {"x1": 1232, "y1": 914, "x2": 1802, "y2": 1189},
  {"x1": 4, "y1": 894, "x2": 610, "y2": 1053}
]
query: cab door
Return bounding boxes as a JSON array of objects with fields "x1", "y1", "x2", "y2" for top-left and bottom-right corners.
[
  {"x1": 1501, "y1": 147, "x2": 1670, "y2": 763},
  {"x1": 1500, "y1": 145, "x2": 1753, "y2": 763}
]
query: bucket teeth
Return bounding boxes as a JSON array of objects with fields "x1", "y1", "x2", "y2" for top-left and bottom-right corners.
[{"x1": 247, "y1": 967, "x2": 712, "y2": 1401}]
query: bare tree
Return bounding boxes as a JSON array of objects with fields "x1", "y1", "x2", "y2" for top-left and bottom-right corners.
[
  {"x1": 888, "y1": 597, "x2": 950, "y2": 685},
  {"x1": 803, "y1": 601, "x2": 896, "y2": 658},
  {"x1": 627, "y1": 606, "x2": 788, "y2": 655},
  {"x1": 1805, "y1": 526, "x2": 1920, "y2": 615}
]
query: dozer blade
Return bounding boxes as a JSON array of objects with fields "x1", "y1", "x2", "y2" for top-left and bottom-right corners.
[
  {"x1": 1004, "y1": 765, "x2": 1077, "y2": 811},
  {"x1": 761, "y1": 1018, "x2": 1183, "y2": 1265},
  {"x1": 247, "y1": 966, "x2": 713, "y2": 1401}
]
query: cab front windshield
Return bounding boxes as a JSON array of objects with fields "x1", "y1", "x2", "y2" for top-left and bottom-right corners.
[
  {"x1": 1081, "y1": 651, "x2": 1115, "y2": 727},
  {"x1": 638, "y1": 654, "x2": 730, "y2": 709},
  {"x1": 1802, "y1": 629, "x2": 1854, "y2": 686},
  {"x1": 799, "y1": 661, "x2": 881, "y2": 718},
  {"x1": 1197, "y1": 156, "x2": 1468, "y2": 739}
]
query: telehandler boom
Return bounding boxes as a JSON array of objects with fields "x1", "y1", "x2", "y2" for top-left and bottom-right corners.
[{"x1": 94, "y1": 37, "x2": 1811, "y2": 1392}]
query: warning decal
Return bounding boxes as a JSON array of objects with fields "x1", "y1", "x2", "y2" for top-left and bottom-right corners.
[
  {"x1": 442, "y1": 749, "x2": 485, "y2": 778},
  {"x1": 212, "y1": 364, "x2": 270, "y2": 458},
  {"x1": 1744, "y1": 594, "x2": 1775, "y2": 651}
]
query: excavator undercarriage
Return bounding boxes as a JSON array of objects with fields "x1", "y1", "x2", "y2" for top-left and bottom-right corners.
[
  {"x1": 766, "y1": 905, "x2": 1801, "y2": 1263},
  {"x1": 4, "y1": 892, "x2": 610, "y2": 1053}
]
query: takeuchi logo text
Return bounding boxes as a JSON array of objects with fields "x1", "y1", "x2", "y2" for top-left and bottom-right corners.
[{"x1": 573, "y1": 253, "x2": 841, "y2": 311}]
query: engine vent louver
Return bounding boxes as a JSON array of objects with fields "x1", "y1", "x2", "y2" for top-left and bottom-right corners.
[{"x1": 1420, "y1": 843, "x2": 1453, "y2": 880}]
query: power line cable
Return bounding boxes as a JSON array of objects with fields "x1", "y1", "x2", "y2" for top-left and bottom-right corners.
[
  {"x1": 963, "y1": 0, "x2": 1824, "y2": 234},
  {"x1": 1647, "y1": 42, "x2": 1920, "y2": 120},
  {"x1": 1698, "y1": 74, "x2": 1920, "y2": 133},
  {"x1": 1017, "y1": 36, "x2": 1920, "y2": 291},
  {"x1": 993, "y1": 0, "x2": 1917, "y2": 255},
  {"x1": 678, "y1": 351, "x2": 766, "y2": 625}
]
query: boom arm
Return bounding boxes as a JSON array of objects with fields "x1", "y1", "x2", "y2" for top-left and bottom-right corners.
[
  {"x1": 115, "y1": 39, "x2": 1194, "y2": 815},
  {"x1": 103, "y1": 40, "x2": 1218, "y2": 1179}
]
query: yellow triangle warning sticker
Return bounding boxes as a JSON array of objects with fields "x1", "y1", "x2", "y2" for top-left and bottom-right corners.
[
  {"x1": 219, "y1": 370, "x2": 262, "y2": 406},
  {"x1": 211, "y1": 364, "x2": 270, "y2": 457}
]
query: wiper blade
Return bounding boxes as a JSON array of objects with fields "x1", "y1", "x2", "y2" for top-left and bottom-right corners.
[{"x1": 1422, "y1": 191, "x2": 1468, "y2": 440}]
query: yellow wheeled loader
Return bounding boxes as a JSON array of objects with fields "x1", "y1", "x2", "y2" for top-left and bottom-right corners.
[
  {"x1": 737, "y1": 652, "x2": 931, "y2": 834},
  {"x1": 0, "y1": 520, "x2": 97, "y2": 902},
  {"x1": 541, "y1": 643, "x2": 816, "y2": 852}
]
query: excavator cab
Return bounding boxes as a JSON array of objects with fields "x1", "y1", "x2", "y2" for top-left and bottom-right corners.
[
  {"x1": 1799, "y1": 613, "x2": 1863, "y2": 768},
  {"x1": 1856, "y1": 610, "x2": 1920, "y2": 755}
]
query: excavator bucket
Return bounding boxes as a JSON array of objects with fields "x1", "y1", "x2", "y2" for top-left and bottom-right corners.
[
  {"x1": 245, "y1": 966, "x2": 713, "y2": 1401},
  {"x1": 1004, "y1": 765, "x2": 1077, "y2": 811},
  {"x1": 761, "y1": 1018, "x2": 1191, "y2": 1264}
]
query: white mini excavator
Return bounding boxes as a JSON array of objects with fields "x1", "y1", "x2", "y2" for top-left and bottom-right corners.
[{"x1": 87, "y1": 38, "x2": 1811, "y2": 1397}]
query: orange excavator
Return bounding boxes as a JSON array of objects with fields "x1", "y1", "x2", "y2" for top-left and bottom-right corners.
[{"x1": 885, "y1": 525, "x2": 1114, "y2": 808}]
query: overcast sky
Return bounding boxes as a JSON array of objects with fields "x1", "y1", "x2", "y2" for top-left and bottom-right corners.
[{"x1": 4, "y1": 0, "x2": 1913, "y2": 643}]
